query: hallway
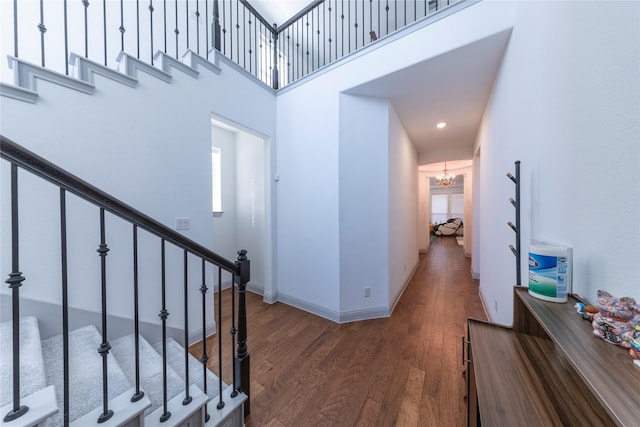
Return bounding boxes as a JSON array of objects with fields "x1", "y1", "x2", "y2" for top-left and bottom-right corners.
[{"x1": 194, "y1": 236, "x2": 487, "y2": 426}]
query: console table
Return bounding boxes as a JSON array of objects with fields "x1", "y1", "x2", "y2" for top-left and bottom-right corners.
[{"x1": 465, "y1": 286, "x2": 640, "y2": 426}]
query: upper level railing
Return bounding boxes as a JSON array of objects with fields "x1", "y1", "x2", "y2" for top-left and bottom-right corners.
[
  {"x1": 1, "y1": 134, "x2": 251, "y2": 424},
  {"x1": 1, "y1": 0, "x2": 458, "y2": 90}
]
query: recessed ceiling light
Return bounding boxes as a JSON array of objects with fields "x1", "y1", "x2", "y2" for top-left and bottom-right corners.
[{"x1": 436, "y1": 122, "x2": 447, "y2": 129}]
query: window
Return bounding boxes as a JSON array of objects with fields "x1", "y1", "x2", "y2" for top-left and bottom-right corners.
[
  {"x1": 431, "y1": 193, "x2": 464, "y2": 224},
  {"x1": 431, "y1": 194, "x2": 449, "y2": 224},
  {"x1": 212, "y1": 147, "x2": 222, "y2": 213}
]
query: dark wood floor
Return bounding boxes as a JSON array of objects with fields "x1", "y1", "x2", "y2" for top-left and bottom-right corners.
[{"x1": 190, "y1": 236, "x2": 487, "y2": 426}]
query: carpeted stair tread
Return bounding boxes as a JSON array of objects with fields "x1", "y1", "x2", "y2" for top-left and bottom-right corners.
[
  {"x1": 152, "y1": 338, "x2": 224, "y2": 399},
  {"x1": 0, "y1": 316, "x2": 47, "y2": 407},
  {"x1": 41, "y1": 325, "x2": 131, "y2": 427},
  {"x1": 110, "y1": 334, "x2": 184, "y2": 415}
]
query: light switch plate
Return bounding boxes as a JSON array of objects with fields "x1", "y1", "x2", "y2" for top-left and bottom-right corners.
[{"x1": 175, "y1": 217, "x2": 191, "y2": 230}]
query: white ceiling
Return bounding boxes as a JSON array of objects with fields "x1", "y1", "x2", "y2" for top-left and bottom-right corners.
[
  {"x1": 249, "y1": 0, "x2": 312, "y2": 26},
  {"x1": 251, "y1": 2, "x2": 511, "y2": 168},
  {"x1": 346, "y1": 30, "x2": 511, "y2": 166}
]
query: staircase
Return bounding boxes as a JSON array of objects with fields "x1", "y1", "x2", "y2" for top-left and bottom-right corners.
[
  {"x1": 0, "y1": 316, "x2": 244, "y2": 427},
  {"x1": 0, "y1": 137, "x2": 251, "y2": 427}
]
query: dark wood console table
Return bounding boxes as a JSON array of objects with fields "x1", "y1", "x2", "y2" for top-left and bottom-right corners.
[{"x1": 465, "y1": 286, "x2": 640, "y2": 426}]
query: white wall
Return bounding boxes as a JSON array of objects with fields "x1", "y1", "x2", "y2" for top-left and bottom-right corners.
[
  {"x1": 387, "y1": 105, "x2": 419, "y2": 308},
  {"x1": 475, "y1": 0, "x2": 640, "y2": 325},
  {"x1": 338, "y1": 94, "x2": 390, "y2": 316},
  {"x1": 418, "y1": 172, "x2": 431, "y2": 252},
  {"x1": 212, "y1": 126, "x2": 239, "y2": 263},
  {"x1": 235, "y1": 131, "x2": 267, "y2": 295},
  {"x1": 463, "y1": 171, "x2": 473, "y2": 257},
  {"x1": 275, "y1": 0, "x2": 515, "y2": 319},
  {"x1": 0, "y1": 53, "x2": 276, "y2": 341},
  {"x1": 471, "y1": 148, "x2": 481, "y2": 279}
]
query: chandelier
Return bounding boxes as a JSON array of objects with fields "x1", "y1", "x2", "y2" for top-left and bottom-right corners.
[{"x1": 435, "y1": 162, "x2": 456, "y2": 188}]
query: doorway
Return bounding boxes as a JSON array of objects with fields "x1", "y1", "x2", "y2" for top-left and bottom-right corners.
[{"x1": 210, "y1": 117, "x2": 272, "y2": 299}]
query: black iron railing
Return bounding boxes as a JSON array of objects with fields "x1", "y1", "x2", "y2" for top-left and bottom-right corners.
[
  {"x1": 1, "y1": 134, "x2": 250, "y2": 424},
  {"x1": 2, "y1": 0, "x2": 457, "y2": 90}
]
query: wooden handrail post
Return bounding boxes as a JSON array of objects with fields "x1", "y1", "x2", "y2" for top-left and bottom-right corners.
[{"x1": 234, "y1": 249, "x2": 250, "y2": 416}]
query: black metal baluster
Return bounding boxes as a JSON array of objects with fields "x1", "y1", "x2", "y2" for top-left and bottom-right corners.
[
  {"x1": 268, "y1": 26, "x2": 272, "y2": 87},
  {"x1": 3, "y1": 165, "x2": 28, "y2": 423},
  {"x1": 64, "y1": 0, "x2": 69, "y2": 74},
  {"x1": 174, "y1": 0, "x2": 179, "y2": 59},
  {"x1": 182, "y1": 251, "x2": 192, "y2": 405},
  {"x1": 348, "y1": 0, "x2": 351, "y2": 52},
  {"x1": 131, "y1": 225, "x2": 144, "y2": 402},
  {"x1": 314, "y1": 10, "x2": 319, "y2": 70},
  {"x1": 335, "y1": 0, "x2": 338, "y2": 60},
  {"x1": 149, "y1": 0, "x2": 154, "y2": 64},
  {"x1": 159, "y1": 240, "x2": 171, "y2": 422},
  {"x1": 272, "y1": 23, "x2": 278, "y2": 89},
  {"x1": 136, "y1": 0, "x2": 140, "y2": 58},
  {"x1": 385, "y1": 0, "x2": 389, "y2": 35},
  {"x1": 196, "y1": 0, "x2": 200, "y2": 54},
  {"x1": 285, "y1": 27, "x2": 293, "y2": 83},
  {"x1": 242, "y1": 4, "x2": 246, "y2": 68},
  {"x1": 222, "y1": 0, "x2": 226, "y2": 55},
  {"x1": 327, "y1": 3, "x2": 331, "y2": 64},
  {"x1": 83, "y1": 0, "x2": 89, "y2": 58},
  {"x1": 362, "y1": 0, "x2": 365, "y2": 45},
  {"x1": 404, "y1": 0, "x2": 407, "y2": 26},
  {"x1": 199, "y1": 261, "x2": 212, "y2": 420},
  {"x1": 12, "y1": 0, "x2": 18, "y2": 57},
  {"x1": 38, "y1": 0, "x2": 46, "y2": 67},
  {"x1": 247, "y1": 15, "x2": 252, "y2": 73},
  {"x1": 354, "y1": 0, "x2": 357, "y2": 50},
  {"x1": 316, "y1": 8, "x2": 320, "y2": 69},
  {"x1": 341, "y1": 0, "x2": 344, "y2": 57},
  {"x1": 119, "y1": 0, "x2": 125, "y2": 51},
  {"x1": 230, "y1": 272, "x2": 237, "y2": 397},
  {"x1": 295, "y1": 21, "x2": 299, "y2": 79},
  {"x1": 414, "y1": 0, "x2": 417, "y2": 23},
  {"x1": 228, "y1": 0, "x2": 232, "y2": 60},
  {"x1": 163, "y1": 0, "x2": 167, "y2": 53},
  {"x1": 322, "y1": 3, "x2": 326, "y2": 66},
  {"x1": 215, "y1": 266, "x2": 224, "y2": 410},
  {"x1": 394, "y1": 0, "x2": 397, "y2": 30},
  {"x1": 305, "y1": 15, "x2": 309, "y2": 73},
  {"x1": 60, "y1": 190, "x2": 70, "y2": 427},
  {"x1": 97, "y1": 208, "x2": 113, "y2": 423},
  {"x1": 102, "y1": 0, "x2": 107, "y2": 66},
  {"x1": 254, "y1": 18, "x2": 258, "y2": 77},
  {"x1": 205, "y1": 0, "x2": 209, "y2": 58},
  {"x1": 424, "y1": 0, "x2": 427, "y2": 17},
  {"x1": 235, "y1": 1, "x2": 239, "y2": 64},
  {"x1": 369, "y1": 0, "x2": 373, "y2": 43},
  {"x1": 185, "y1": 0, "x2": 189, "y2": 50},
  {"x1": 378, "y1": 0, "x2": 381, "y2": 38}
]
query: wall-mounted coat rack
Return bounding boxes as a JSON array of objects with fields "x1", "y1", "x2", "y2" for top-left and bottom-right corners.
[{"x1": 507, "y1": 161, "x2": 521, "y2": 286}]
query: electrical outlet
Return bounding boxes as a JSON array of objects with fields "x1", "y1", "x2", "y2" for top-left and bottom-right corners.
[{"x1": 364, "y1": 287, "x2": 371, "y2": 298}]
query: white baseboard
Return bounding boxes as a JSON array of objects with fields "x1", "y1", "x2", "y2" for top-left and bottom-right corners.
[
  {"x1": 338, "y1": 307, "x2": 389, "y2": 323},
  {"x1": 389, "y1": 260, "x2": 420, "y2": 316},
  {"x1": 276, "y1": 292, "x2": 341, "y2": 323},
  {"x1": 478, "y1": 288, "x2": 492, "y2": 323},
  {"x1": 187, "y1": 322, "x2": 216, "y2": 346}
]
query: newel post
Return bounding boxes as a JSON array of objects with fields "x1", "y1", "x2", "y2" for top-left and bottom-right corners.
[{"x1": 234, "y1": 249, "x2": 250, "y2": 416}]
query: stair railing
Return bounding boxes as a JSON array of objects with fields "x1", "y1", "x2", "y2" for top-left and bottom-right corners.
[
  {"x1": 3, "y1": 0, "x2": 463, "y2": 91},
  {"x1": 1, "y1": 134, "x2": 251, "y2": 424}
]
